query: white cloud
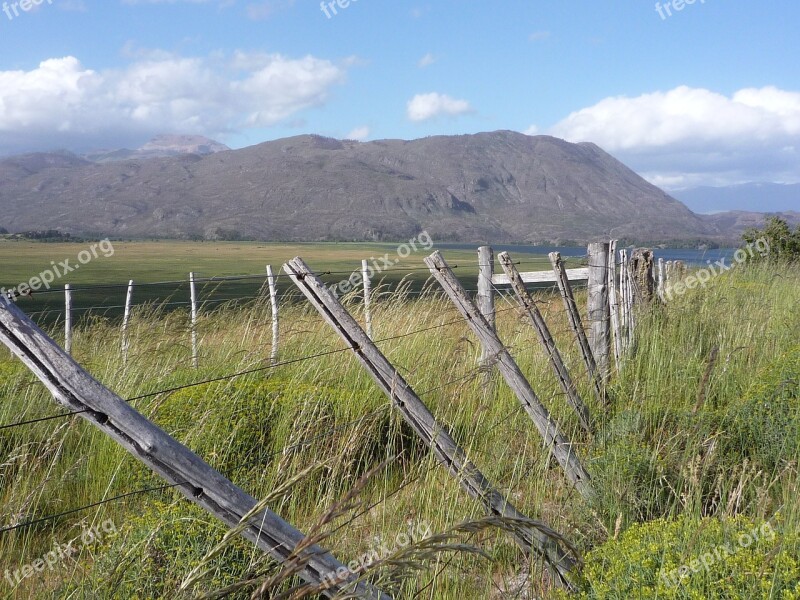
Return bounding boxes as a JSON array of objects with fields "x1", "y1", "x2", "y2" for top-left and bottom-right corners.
[
  {"x1": 0, "y1": 52, "x2": 347, "y2": 153},
  {"x1": 417, "y1": 53, "x2": 436, "y2": 68},
  {"x1": 523, "y1": 124, "x2": 539, "y2": 136},
  {"x1": 346, "y1": 126, "x2": 370, "y2": 141},
  {"x1": 407, "y1": 92, "x2": 472, "y2": 122},
  {"x1": 550, "y1": 85, "x2": 800, "y2": 188}
]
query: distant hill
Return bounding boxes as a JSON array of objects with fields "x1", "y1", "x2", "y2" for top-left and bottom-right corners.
[
  {"x1": 700, "y1": 210, "x2": 800, "y2": 239},
  {"x1": 0, "y1": 130, "x2": 723, "y2": 243},
  {"x1": 672, "y1": 182, "x2": 800, "y2": 214},
  {"x1": 83, "y1": 135, "x2": 230, "y2": 163}
]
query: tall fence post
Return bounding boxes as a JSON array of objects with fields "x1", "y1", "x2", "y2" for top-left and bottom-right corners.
[
  {"x1": 0, "y1": 297, "x2": 387, "y2": 600},
  {"x1": 587, "y1": 243, "x2": 610, "y2": 381},
  {"x1": 425, "y1": 251, "x2": 594, "y2": 501},
  {"x1": 121, "y1": 279, "x2": 133, "y2": 365},
  {"x1": 64, "y1": 283, "x2": 72, "y2": 355},
  {"x1": 607, "y1": 240, "x2": 622, "y2": 372},
  {"x1": 476, "y1": 246, "x2": 495, "y2": 375},
  {"x1": 549, "y1": 252, "x2": 604, "y2": 404},
  {"x1": 266, "y1": 265, "x2": 279, "y2": 363},
  {"x1": 282, "y1": 257, "x2": 578, "y2": 588},
  {"x1": 497, "y1": 252, "x2": 592, "y2": 433},
  {"x1": 361, "y1": 259, "x2": 373, "y2": 339},
  {"x1": 189, "y1": 272, "x2": 198, "y2": 369},
  {"x1": 631, "y1": 249, "x2": 655, "y2": 305}
]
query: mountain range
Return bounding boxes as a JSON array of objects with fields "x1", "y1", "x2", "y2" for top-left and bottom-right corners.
[{"x1": 0, "y1": 131, "x2": 793, "y2": 245}]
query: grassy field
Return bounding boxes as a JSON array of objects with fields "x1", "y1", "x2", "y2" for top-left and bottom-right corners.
[
  {"x1": 0, "y1": 240, "x2": 571, "y2": 325},
  {"x1": 0, "y1": 247, "x2": 798, "y2": 599}
]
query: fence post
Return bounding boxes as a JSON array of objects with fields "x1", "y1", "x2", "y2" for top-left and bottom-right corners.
[
  {"x1": 549, "y1": 252, "x2": 604, "y2": 404},
  {"x1": 631, "y1": 249, "x2": 655, "y2": 305},
  {"x1": 497, "y1": 252, "x2": 592, "y2": 433},
  {"x1": 425, "y1": 251, "x2": 594, "y2": 501},
  {"x1": 587, "y1": 243, "x2": 610, "y2": 381},
  {"x1": 657, "y1": 258, "x2": 666, "y2": 302},
  {"x1": 189, "y1": 272, "x2": 198, "y2": 369},
  {"x1": 283, "y1": 257, "x2": 578, "y2": 588},
  {"x1": 607, "y1": 240, "x2": 622, "y2": 372},
  {"x1": 122, "y1": 280, "x2": 133, "y2": 364},
  {"x1": 64, "y1": 284, "x2": 72, "y2": 354},
  {"x1": 476, "y1": 246, "x2": 496, "y2": 376},
  {"x1": 361, "y1": 259, "x2": 373, "y2": 339},
  {"x1": 0, "y1": 297, "x2": 386, "y2": 600},
  {"x1": 266, "y1": 265, "x2": 279, "y2": 363}
]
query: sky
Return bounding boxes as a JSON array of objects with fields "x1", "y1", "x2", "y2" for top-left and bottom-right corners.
[{"x1": 0, "y1": 0, "x2": 799, "y2": 196}]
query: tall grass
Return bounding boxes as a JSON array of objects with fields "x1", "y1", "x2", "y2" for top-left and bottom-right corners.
[{"x1": 0, "y1": 261, "x2": 797, "y2": 598}]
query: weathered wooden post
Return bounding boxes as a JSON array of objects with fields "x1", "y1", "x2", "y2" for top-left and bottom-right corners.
[
  {"x1": 361, "y1": 259, "x2": 373, "y2": 339},
  {"x1": 64, "y1": 284, "x2": 72, "y2": 354},
  {"x1": 189, "y1": 272, "x2": 198, "y2": 369},
  {"x1": 631, "y1": 249, "x2": 655, "y2": 305},
  {"x1": 283, "y1": 257, "x2": 578, "y2": 587},
  {"x1": 476, "y1": 246, "x2": 495, "y2": 374},
  {"x1": 498, "y1": 252, "x2": 592, "y2": 433},
  {"x1": 607, "y1": 240, "x2": 622, "y2": 371},
  {"x1": 425, "y1": 251, "x2": 595, "y2": 500},
  {"x1": 657, "y1": 258, "x2": 666, "y2": 302},
  {"x1": 587, "y1": 242, "x2": 610, "y2": 380},
  {"x1": 0, "y1": 296, "x2": 387, "y2": 600},
  {"x1": 549, "y1": 252, "x2": 604, "y2": 404},
  {"x1": 122, "y1": 280, "x2": 133, "y2": 364},
  {"x1": 266, "y1": 265, "x2": 279, "y2": 363}
]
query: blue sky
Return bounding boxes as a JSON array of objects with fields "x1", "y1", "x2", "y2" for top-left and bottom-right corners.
[{"x1": 1, "y1": 0, "x2": 799, "y2": 194}]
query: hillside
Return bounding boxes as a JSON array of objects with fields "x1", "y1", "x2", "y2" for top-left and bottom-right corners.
[{"x1": 0, "y1": 131, "x2": 714, "y2": 243}]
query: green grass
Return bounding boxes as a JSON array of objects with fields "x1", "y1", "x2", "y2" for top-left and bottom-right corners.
[{"x1": 0, "y1": 253, "x2": 797, "y2": 599}]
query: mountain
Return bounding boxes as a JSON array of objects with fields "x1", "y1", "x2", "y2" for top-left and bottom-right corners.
[
  {"x1": 672, "y1": 183, "x2": 800, "y2": 214},
  {"x1": 700, "y1": 210, "x2": 800, "y2": 239},
  {"x1": 0, "y1": 131, "x2": 716, "y2": 243},
  {"x1": 83, "y1": 135, "x2": 230, "y2": 163}
]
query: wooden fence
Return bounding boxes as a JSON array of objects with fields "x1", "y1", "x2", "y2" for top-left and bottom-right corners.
[{"x1": 0, "y1": 241, "x2": 670, "y2": 597}]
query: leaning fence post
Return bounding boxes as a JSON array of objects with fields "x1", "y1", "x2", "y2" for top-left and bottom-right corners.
[
  {"x1": 361, "y1": 259, "x2": 373, "y2": 339},
  {"x1": 64, "y1": 283, "x2": 72, "y2": 354},
  {"x1": 587, "y1": 243, "x2": 610, "y2": 380},
  {"x1": 425, "y1": 251, "x2": 594, "y2": 500},
  {"x1": 189, "y1": 272, "x2": 198, "y2": 369},
  {"x1": 498, "y1": 252, "x2": 592, "y2": 433},
  {"x1": 121, "y1": 279, "x2": 133, "y2": 364},
  {"x1": 283, "y1": 257, "x2": 578, "y2": 587},
  {"x1": 476, "y1": 246, "x2": 495, "y2": 375},
  {"x1": 0, "y1": 297, "x2": 386, "y2": 600},
  {"x1": 266, "y1": 265, "x2": 279, "y2": 363},
  {"x1": 607, "y1": 240, "x2": 622, "y2": 372},
  {"x1": 549, "y1": 252, "x2": 604, "y2": 404}
]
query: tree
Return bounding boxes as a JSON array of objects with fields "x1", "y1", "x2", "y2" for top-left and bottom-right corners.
[{"x1": 743, "y1": 216, "x2": 800, "y2": 261}]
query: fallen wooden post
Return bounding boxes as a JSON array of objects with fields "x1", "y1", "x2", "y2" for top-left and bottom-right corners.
[
  {"x1": 0, "y1": 296, "x2": 387, "y2": 600},
  {"x1": 497, "y1": 251, "x2": 592, "y2": 433},
  {"x1": 549, "y1": 252, "x2": 604, "y2": 405},
  {"x1": 283, "y1": 257, "x2": 579, "y2": 588},
  {"x1": 424, "y1": 251, "x2": 594, "y2": 501}
]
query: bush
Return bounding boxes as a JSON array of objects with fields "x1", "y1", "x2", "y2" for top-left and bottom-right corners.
[
  {"x1": 743, "y1": 217, "x2": 800, "y2": 261},
  {"x1": 565, "y1": 515, "x2": 800, "y2": 599}
]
